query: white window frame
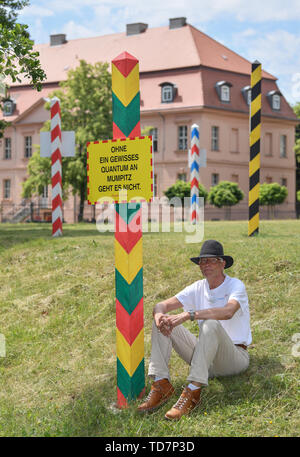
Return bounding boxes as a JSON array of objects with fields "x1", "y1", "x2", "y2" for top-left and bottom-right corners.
[
  {"x1": 42, "y1": 185, "x2": 48, "y2": 198},
  {"x1": 153, "y1": 174, "x2": 157, "y2": 197},
  {"x1": 40, "y1": 185, "x2": 49, "y2": 208},
  {"x1": 272, "y1": 94, "x2": 281, "y2": 110},
  {"x1": 4, "y1": 137, "x2": 11, "y2": 159},
  {"x1": 247, "y1": 89, "x2": 252, "y2": 105},
  {"x1": 162, "y1": 85, "x2": 173, "y2": 103},
  {"x1": 4, "y1": 179, "x2": 11, "y2": 199},
  {"x1": 24, "y1": 136, "x2": 32, "y2": 158},
  {"x1": 221, "y1": 85, "x2": 230, "y2": 102},
  {"x1": 177, "y1": 173, "x2": 187, "y2": 182},
  {"x1": 150, "y1": 128, "x2": 158, "y2": 152},
  {"x1": 178, "y1": 125, "x2": 188, "y2": 150},
  {"x1": 280, "y1": 134, "x2": 287, "y2": 158},
  {"x1": 211, "y1": 126, "x2": 219, "y2": 151},
  {"x1": 3, "y1": 100, "x2": 14, "y2": 116}
]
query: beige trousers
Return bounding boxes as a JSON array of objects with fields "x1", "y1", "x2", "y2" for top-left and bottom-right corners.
[{"x1": 148, "y1": 319, "x2": 250, "y2": 385}]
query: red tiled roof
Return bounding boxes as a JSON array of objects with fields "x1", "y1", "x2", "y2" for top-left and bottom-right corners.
[
  {"x1": 189, "y1": 25, "x2": 275, "y2": 80},
  {"x1": 10, "y1": 24, "x2": 276, "y2": 86},
  {"x1": 2, "y1": 23, "x2": 297, "y2": 122},
  {"x1": 0, "y1": 85, "x2": 57, "y2": 122},
  {"x1": 201, "y1": 68, "x2": 297, "y2": 121}
]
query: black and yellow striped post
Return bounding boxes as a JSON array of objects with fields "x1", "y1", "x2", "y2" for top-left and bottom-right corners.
[{"x1": 248, "y1": 60, "x2": 262, "y2": 236}]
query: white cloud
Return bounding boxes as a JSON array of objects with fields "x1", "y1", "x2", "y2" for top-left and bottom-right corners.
[
  {"x1": 20, "y1": 0, "x2": 300, "y2": 104},
  {"x1": 60, "y1": 21, "x2": 99, "y2": 40},
  {"x1": 19, "y1": 4, "x2": 54, "y2": 18},
  {"x1": 231, "y1": 29, "x2": 300, "y2": 104}
]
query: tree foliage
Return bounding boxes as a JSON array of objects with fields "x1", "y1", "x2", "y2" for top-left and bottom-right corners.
[
  {"x1": 259, "y1": 182, "x2": 288, "y2": 206},
  {"x1": 164, "y1": 180, "x2": 208, "y2": 205},
  {"x1": 208, "y1": 181, "x2": 244, "y2": 208},
  {"x1": 22, "y1": 149, "x2": 70, "y2": 201},
  {"x1": 0, "y1": 0, "x2": 46, "y2": 135}
]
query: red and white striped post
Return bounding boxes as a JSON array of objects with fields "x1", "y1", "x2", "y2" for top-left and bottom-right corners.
[{"x1": 50, "y1": 97, "x2": 63, "y2": 237}]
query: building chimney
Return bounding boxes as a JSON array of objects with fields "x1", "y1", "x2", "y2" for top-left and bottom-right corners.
[
  {"x1": 126, "y1": 23, "x2": 148, "y2": 36},
  {"x1": 50, "y1": 34, "x2": 67, "y2": 46},
  {"x1": 169, "y1": 17, "x2": 187, "y2": 29}
]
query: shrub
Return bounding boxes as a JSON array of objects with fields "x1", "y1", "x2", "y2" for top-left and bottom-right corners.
[{"x1": 208, "y1": 181, "x2": 244, "y2": 220}]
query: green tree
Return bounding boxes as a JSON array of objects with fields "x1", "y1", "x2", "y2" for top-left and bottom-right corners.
[
  {"x1": 0, "y1": 0, "x2": 46, "y2": 135},
  {"x1": 293, "y1": 102, "x2": 300, "y2": 217},
  {"x1": 208, "y1": 181, "x2": 244, "y2": 220},
  {"x1": 259, "y1": 182, "x2": 288, "y2": 219},
  {"x1": 164, "y1": 180, "x2": 208, "y2": 205},
  {"x1": 22, "y1": 149, "x2": 70, "y2": 201},
  {"x1": 23, "y1": 60, "x2": 112, "y2": 221},
  {"x1": 164, "y1": 179, "x2": 208, "y2": 220}
]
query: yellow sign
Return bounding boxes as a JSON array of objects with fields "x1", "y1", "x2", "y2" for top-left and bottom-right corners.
[{"x1": 87, "y1": 136, "x2": 153, "y2": 204}]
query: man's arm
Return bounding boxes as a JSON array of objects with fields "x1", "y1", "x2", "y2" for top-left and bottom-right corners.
[
  {"x1": 193, "y1": 299, "x2": 240, "y2": 321},
  {"x1": 161, "y1": 299, "x2": 241, "y2": 334}
]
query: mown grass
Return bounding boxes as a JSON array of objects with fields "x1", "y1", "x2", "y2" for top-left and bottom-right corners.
[{"x1": 0, "y1": 220, "x2": 299, "y2": 437}]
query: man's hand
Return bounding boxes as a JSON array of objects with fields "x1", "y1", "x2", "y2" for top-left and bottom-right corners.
[
  {"x1": 162, "y1": 312, "x2": 189, "y2": 331},
  {"x1": 154, "y1": 312, "x2": 189, "y2": 337},
  {"x1": 154, "y1": 313, "x2": 173, "y2": 337},
  {"x1": 152, "y1": 297, "x2": 185, "y2": 337}
]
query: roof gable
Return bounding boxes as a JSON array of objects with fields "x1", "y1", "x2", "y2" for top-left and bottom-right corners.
[{"x1": 9, "y1": 23, "x2": 276, "y2": 88}]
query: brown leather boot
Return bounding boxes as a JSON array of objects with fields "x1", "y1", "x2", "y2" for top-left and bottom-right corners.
[
  {"x1": 164, "y1": 386, "x2": 201, "y2": 420},
  {"x1": 138, "y1": 379, "x2": 175, "y2": 413}
]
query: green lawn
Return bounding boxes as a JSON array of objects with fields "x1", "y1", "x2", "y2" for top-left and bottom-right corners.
[{"x1": 0, "y1": 220, "x2": 299, "y2": 437}]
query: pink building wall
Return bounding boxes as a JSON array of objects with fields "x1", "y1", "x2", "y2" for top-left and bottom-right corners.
[{"x1": 0, "y1": 22, "x2": 298, "y2": 222}]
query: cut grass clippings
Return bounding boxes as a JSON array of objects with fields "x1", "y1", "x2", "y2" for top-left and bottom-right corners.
[{"x1": 0, "y1": 220, "x2": 299, "y2": 437}]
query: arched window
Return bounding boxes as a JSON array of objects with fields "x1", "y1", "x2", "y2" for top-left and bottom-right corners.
[
  {"x1": 241, "y1": 86, "x2": 251, "y2": 105},
  {"x1": 159, "y1": 82, "x2": 177, "y2": 103},
  {"x1": 2, "y1": 99, "x2": 15, "y2": 116},
  {"x1": 215, "y1": 81, "x2": 232, "y2": 103},
  {"x1": 272, "y1": 94, "x2": 281, "y2": 110},
  {"x1": 267, "y1": 90, "x2": 282, "y2": 111},
  {"x1": 221, "y1": 85, "x2": 230, "y2": 102}
]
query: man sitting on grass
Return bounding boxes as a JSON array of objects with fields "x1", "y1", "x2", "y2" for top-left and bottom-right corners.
[{"x1": 138, "y1": 239, "x2": 252, "y2": 420}]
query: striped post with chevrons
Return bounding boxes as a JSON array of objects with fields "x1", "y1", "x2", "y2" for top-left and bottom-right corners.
[
  {"x1": 51, "y1": 97, "x2": 63, "y2": 237},
  {"x1": 112, "y1": 52, "x2": 145, "y2": 408},
  {"x1": 190, "y1": 124, "x2": 200, "y2": 224},
  {"x1": 248, "y1": 61, "x2": 262, "y2": 236}
]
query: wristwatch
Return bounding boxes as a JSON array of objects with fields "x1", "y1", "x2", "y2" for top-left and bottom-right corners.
[{"x1": 189, "y1": 310, "x2": 195, "y2": 321}]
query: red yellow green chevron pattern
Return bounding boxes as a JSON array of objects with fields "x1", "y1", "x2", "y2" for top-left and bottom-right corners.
[
  {"x1": 248, "y1": 61, "x2": 262, "y2": 236},
  {"x1": 112, "y1": 52, "x2": 145, "y2": 407}
]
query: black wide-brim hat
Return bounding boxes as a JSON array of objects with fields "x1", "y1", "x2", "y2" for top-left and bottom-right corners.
[{"x1": 190, "y1": 239, "x2": 234, "y2": 269}]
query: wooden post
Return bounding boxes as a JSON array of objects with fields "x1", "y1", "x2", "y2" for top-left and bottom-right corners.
[
  {"x1": 190, "y1": 124, "x2": 200, "y2": 224},
  {"x1": 50, "y1": 97, "x2": 63, "y2": 237},
  {"x1": 248, "y1": 61, "x2": 262, "y2": 236},
  {"x1": 112, "y1": 52, "x2": 145, "y2": 407}
]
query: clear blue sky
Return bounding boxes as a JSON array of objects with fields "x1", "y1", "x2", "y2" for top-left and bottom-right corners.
[{"x1": 18, "y1": 0, "x2": 300, "y2": 106}]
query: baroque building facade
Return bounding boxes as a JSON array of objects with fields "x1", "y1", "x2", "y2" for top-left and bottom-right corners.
[{"x1": 0, "y1": 18, "x2": 297, "y2": 222}]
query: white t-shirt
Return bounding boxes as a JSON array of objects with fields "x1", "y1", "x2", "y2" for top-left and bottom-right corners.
[{"x1": 175, "y1": 275, "x2": 252, "y2": 346}]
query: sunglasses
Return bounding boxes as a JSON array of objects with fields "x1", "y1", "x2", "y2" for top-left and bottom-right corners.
[{"x1": 198, "y1": 257, "x2": 223, "y2": 265}]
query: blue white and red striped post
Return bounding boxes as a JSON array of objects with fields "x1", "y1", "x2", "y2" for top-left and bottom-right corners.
[
  {"x1": 50, "y1": 97, "x2": 63, "y2": 237},
  {"x1": 190, "y1": 124, "x2": 200, "y2": 224}
]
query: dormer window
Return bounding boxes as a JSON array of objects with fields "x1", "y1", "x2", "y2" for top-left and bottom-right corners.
[
  {"x1": 272, "y1": 94, "x2": 281, "y2": 110},
  {"x1": 241, "y1": 86, "x2": 251, "y2": 105},
  {"x1": 160, "y1": 82, "x2": 177, "y2": 103},
  {"x1": 221, "y1": 85, "x2": 230, "y2": 102},
  {"x1": 2, "y1": 99, "x2": 15, "y2": 116},
  {"x1": 215, "y1": 81, "x2": 232, "y2": 103},
  {"x1": 267, "y1": 90, "x2": 282, "y2": 111}
]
